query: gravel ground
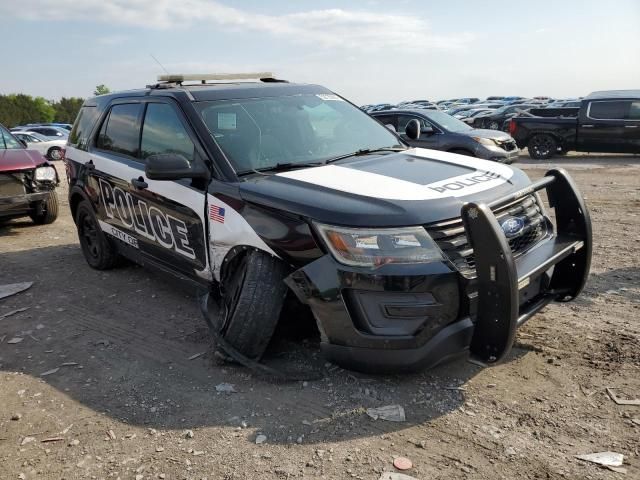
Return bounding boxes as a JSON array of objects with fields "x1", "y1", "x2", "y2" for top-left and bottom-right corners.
[{"x1": 0, "y1": 153, "x2": 639, "y2": 480}]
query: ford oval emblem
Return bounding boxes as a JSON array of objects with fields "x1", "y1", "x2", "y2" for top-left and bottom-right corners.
[{"x1": 500, "y1": 216, "x2": 525, "y2": 238}]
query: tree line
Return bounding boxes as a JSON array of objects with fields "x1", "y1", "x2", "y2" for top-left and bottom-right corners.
[{"x1": 0, "y1": 85, "x2": 110, "y2": 128}]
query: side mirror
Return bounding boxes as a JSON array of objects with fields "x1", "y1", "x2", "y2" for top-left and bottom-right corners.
[
  {"x1": 404, "y1": 119, "x2": 421, "y2": 140},
  {"x1": 421, "y1": 124, "x2": 434, "y2": 135},
  {"x1": 145, "y1": 153, "x2": 208, "y2": 180}
]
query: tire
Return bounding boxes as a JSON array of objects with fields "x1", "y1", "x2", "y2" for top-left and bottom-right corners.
[
  {"x1": 47, "y1": 147, "x2": 63, "y2": 161},
  {"x1": 75, "y1": 200, "x2": 120, "y2": 270},
  {"x1": 449, "y1": 148, "x2": 475, "y2": 157},
  {"x1": 219, "y1": 250, "x2": 289, "y2": 360},
  {"x1": 30, "y1": 191, "x2": 59, "y2": 224},
  {"x1": 488, "y1": 121, "x2": 500, "y2": 130},
  {"x1": 527, "y1": 134, "x2": 557, "y2": 160}
]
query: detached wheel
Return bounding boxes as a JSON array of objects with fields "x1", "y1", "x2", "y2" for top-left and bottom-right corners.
[
  {"x1": 30, "y1": 191, "x2": 59, "y2": 224},
  {"x1": 47, "y1": 147, "x2": 63, "y2": 161},
  {"x1": 219, "y1": 250, "x2": 289, "y2": 360},
  {"x1": 75, "y1": 200, "x2": 120, "y2": 270},
  {"x1": 528, "y1": 134, "x2": 557, "y2": 160}
]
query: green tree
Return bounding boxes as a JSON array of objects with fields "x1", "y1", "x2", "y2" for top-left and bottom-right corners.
[
  {"x1": 94, "y1": 84, "x2": 111, "y2": 96},
  {"x1": 51, "y1": 97, "x2": 85, "y2": 123}
]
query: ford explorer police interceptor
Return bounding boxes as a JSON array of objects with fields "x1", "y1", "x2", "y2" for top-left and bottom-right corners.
[{"x1": 64, "y1": 74, "x2": 592, "y2": 373}]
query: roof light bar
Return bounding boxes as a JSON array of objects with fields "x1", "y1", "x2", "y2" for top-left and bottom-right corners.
[{"x1": 157, "y1": 72, "x2": 274, "y2": 82}]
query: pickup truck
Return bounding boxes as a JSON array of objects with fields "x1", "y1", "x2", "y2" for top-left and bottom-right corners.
[{"x1": 509, "y1": 90, "x2": 640, "y2": 159}]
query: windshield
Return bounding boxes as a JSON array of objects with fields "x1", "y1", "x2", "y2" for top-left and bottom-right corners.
[
  {"x1": 0, "y1": 126, "x2": 24, "y2": 150},
  {"x1": 421, "y1": 110, "x2": 473, "y2": 133},
  {"x1": 196, "y1": 93, "x2": 402, "y2": 173}
]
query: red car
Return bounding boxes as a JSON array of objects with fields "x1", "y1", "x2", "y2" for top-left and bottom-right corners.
[{"x1": 0, "y1": 123, "x2": 60, "y2": 224}]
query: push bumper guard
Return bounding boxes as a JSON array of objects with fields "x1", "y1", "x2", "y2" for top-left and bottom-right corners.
[
  {"x1": 461, "y1": 168, "x2": 591, "y2": 364},
  {"x1": 286, "y1": 168, "x2": 591, "y2": 371}
]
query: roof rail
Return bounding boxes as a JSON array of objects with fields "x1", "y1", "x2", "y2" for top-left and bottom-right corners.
[{"x1": 156, "y1": 72, "x2": 275, "y2": 83}]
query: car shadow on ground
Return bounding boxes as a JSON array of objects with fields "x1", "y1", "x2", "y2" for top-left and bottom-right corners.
[{"x1": 0, "y1": 244, "x2": 529, "y2": 445}]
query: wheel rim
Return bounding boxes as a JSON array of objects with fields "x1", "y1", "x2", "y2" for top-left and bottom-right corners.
[
  {"x1": 531, "y1": 136, "x2": 553, "y2": 157},
  {"x1": 489, "y1": 121, "x2": 499, "y2": 129},
  {"x1": 80, "y1": 214, "x2": 100, "y2": 259},
  {"x1": 49, "y1": 148, "x2": 62, "y2": 160}
]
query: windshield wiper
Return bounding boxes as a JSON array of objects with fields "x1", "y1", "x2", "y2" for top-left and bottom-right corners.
[
  {"x1": 324, "y1": 147, "x2": 407, "y2": 164},
  {"x1": 236, "y1": 162, "x2": 324, "y2": 177}
]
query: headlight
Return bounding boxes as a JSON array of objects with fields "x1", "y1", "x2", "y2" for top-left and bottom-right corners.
[
  {"x1": 315, "y1": 223, "x2": 444, "y2": 268},
  {"x1": 34, "y1": 166, "x2": 57, "y2": 181},
  {"x1": 472, "y1": 136, "x2": 497, "y2": 146}
]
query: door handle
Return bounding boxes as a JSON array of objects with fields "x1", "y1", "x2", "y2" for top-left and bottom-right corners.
[
  {"x1": 582, "y1": 125, "x2": 595, "y2": 128},
  {"x1": 131, "y1": 177, "x2": 148, "y2": 190},
  {"x1": 624, "y1": 125, "x2": 638, "y2": 128}
]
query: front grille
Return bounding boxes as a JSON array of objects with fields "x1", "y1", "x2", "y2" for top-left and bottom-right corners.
[
  {"x1": 0, "y1": 173, "x2": 27, "y2": 198},
  {"x1": 498, "y1": 140, "x2": 517, "y2": 152},
  {"x1": 426, "y1": 195, "x2": 549, "y2": 278}
]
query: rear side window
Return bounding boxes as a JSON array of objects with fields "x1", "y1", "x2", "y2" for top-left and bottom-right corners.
[
  {"x1": 141, "y1": 103, "x2": 195, "y2": 161},
  {"x1": 628, "y1": 101, "x2": 640, "y2": 120},
  {"x1": 69, "y1": 106, "x2": 99, "y2": 149},
  {"x1": 97, "y1": 104, "x2": 143, "y2": 158},
  {"x1": 588, "y1": 101, "x2": 627, "y2": 120}
]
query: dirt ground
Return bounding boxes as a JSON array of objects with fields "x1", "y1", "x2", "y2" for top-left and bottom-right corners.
[{"x1": 1, "y1": 153, "x2": 639, "y2": 480}]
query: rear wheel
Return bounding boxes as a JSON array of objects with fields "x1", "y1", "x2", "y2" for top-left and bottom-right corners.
[
  {"x1": 75, "y1": 200, "x2": 120, "y2": 269},
  {"x1": 30, "y1": 192, "x2": 58, "y2": 224},
  {"x1": 47, "y1": 147, "x2": 63, "y2": 161},
  {"x1": 528, "y1": 134, "x2": 557, "y2": 160},
  {"x1": 218, "y1": 250, "x2": 289, "y2": 360},
  {"x1": 488, "y1": 120, "x2": 500, "y2": 130}
]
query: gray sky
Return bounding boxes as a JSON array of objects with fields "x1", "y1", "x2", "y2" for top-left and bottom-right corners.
[{"x1": 1, "y1": 0, "x2": 639, "y2": 104}]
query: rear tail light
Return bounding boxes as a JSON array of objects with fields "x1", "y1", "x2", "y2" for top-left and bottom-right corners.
[{"x1": 508, "y1": 119, "x2": 517, "y2": 136}]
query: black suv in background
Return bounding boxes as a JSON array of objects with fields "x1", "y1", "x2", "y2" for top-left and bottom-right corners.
[
  {"x1": 472, "y1": 104, "x2": 538, "y2": 130},
  {"x1": 372, "y1": 109, "x2": 519, "y2": 163},
  {"x1": 510, "y1": 90, "x2": 640, "y2": 159}
]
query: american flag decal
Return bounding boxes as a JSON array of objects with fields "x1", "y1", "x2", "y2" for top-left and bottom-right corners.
[{"x1": 209, "y1": 205, "x2": 225, "y2": 223}]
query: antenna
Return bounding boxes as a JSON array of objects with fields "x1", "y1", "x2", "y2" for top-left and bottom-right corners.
[{"x1": 150, "y1": 54, "x2": 170, "y2": 75}]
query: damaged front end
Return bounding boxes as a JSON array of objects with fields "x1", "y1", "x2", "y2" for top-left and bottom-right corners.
[
  {"x1": 0, "y1": 166, "x2": 57, "y2": 218},
  {"x1": 286, "y1": 168, "x2": 592, "y2": 373}
]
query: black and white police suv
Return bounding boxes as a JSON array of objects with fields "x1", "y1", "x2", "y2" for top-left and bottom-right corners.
[{"x1": 64, "y1": 73, "x2": 592, "y2": 373}]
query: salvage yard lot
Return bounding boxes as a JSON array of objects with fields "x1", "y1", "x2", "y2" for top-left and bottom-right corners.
[{"x1": 1, "y1": 154, "x2": 639, "y2": 479}]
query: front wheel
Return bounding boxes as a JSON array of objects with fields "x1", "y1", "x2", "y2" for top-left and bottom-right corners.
[
  {"x1": 47, "y1": 147, "x2": 63, "y2": 161},
  {"x1": 218, "y1": 250, "x2": 289, "y2": 360},
  {"x1": 30, "y1": 192, "x2": 59, "y2": 224},
  {"x1": 528, "y1": 134, "x2": 557, "y2": 160}
]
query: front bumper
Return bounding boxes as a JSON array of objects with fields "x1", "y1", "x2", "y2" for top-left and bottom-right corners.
[
  {"x1": 0, "y1": 191, "x2": 53, "y2": 217},
  {"x1": 286, "y1": 169, "x2": 592, "y2": 372}
]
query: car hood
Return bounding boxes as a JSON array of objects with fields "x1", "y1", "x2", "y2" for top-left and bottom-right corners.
[
  {"x1": 238, "y1": 148, "x2": 531, "y2": 226},
  {"x1": 0, "y1": 149, "x2": 47, "y2": 172},
  {"x1": 458, "y1": 129, "x2": 512, "y2": 141}
]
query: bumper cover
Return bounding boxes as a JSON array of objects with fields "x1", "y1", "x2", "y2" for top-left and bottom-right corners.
[
  {"x1": 0, "y1": 191, "x2": 53, "y2": 215},
  {"x1": 286, "y1": 168, "x2": 591, "y2": 372}
]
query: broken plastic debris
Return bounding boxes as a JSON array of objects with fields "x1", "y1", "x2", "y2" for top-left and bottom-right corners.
[
  {"x1": 575, "y1": 451, "x2": 624, "y2": 467},
  {"x1": 0, "y1": 282, "x2": 33, "y2": 300},
  {"x1": 366, "y1": 405, "x2": 406, "y2": 422},
  {"x1": 40, "y1": 368, "x2": 60, "y2": 376},
  {"x1": 379, "y1": 473, "x2": 418, "y2": 480},
  {"x1": 7, "y1": 337, "x2": 24, "y2": 344},
  {"x1": 606, "y1": 387, "x2": 640, "y2": 406},
  {"x1": 215, "y1": 383, "x2": 236, "y2": 393},
  {"x1": 0, "y1": 307, "x2": 29, "y2": 320}
]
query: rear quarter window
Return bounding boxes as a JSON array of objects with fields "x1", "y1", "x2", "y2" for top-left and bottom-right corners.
[{"x1": 69, "y1": 106, "x2": 99, "y2": 150}]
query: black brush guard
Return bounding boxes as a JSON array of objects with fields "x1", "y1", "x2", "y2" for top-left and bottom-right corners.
[{"x1": 461, "y1": 168, "x2": 592, "y2": 364}]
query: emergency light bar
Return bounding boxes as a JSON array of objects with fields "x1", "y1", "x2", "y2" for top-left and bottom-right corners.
[{"x1": 157, "y1": 72, "x2": 274, "y2": 82}]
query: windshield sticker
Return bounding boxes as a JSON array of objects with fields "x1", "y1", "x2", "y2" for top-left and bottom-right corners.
[
  {"x1": 217, "y1": 112, "x2": 237, "y2": 130},
  {"x1": 316, "y1": 94, "x2": 344, "y2": 102}
]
